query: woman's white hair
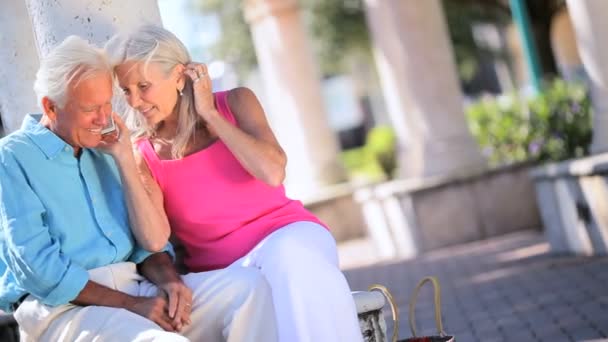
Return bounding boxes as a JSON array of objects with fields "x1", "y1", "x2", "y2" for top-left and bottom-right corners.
[
  {"x1": 105, "y1": 25, "x2": 199, "y2": 159},
  {"x1": 34, "y1": 35, "x2": 111, "y2": 108}
]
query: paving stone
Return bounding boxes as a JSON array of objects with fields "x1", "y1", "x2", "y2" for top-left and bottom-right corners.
[
  {"x1": 532, "y1": 332, "x2": 573, "y2": 342},
  {"x1": 451, "y1": 330, "x2": 476, "y2": 342},
  {"x1": 587, "y1": 318, "x2": 608, "y2": 335},
  {"x1": 532, "y1": 322, "x2": 565, "y2": 338},
  {"x1": 342, "y1": 231, "x2": 608, "y2": 342},
  {"x1": 556, "y1": 316, "x2": 589, "y2": 330},
  {"x1": 566, "y1": 325, "x2": 603, "y2": 341},
  {"x1": 503, "y1": 329, "x2": 536, "y2": 341},
  {"x1": 474, "y1": 329, "x2": 506, "y2": 342},
  {"x1": 546, "y1": 304, "x2": 577, "y2": 319}
]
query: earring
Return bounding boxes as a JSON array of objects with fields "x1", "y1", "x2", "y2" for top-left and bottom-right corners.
[{"x1": 178, "y1": 88, "x2": 183, "y2": 96}]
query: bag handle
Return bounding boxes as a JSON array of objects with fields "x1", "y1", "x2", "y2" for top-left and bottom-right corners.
[
  {"x1": 368, "y1": 284, "x2": 399, "y2": 342},
  {"x1": 408, "y1": 276, "x2": 446, "y2": 337}
]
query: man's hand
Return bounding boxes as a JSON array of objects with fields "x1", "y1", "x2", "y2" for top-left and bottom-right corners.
[
  {"x1": 129, "y1": 295, "x2": 180, "y2": 332},
  {"x1": 71, "y1": 280, "x2": 180, "y2": 331}
]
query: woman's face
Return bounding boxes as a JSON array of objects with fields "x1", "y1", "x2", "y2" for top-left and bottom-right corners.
[{"x1": 115, "y1": 61, "x2": 183, "y2": 126}]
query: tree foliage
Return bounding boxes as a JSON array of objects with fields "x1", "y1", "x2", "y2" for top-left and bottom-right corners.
[
  {"x1": 195, "y1": 0, "x2": 256, "y2": 78},
  {"x1": 443, "y1": 0, "x2": 511, "y2": 82},
  {"x1": 302, "y1": 0, "x2": 370, "y2": 76},
  {"x1": 467, "y1": 79, "x2": 591, "y2": 166},
  {"x1": 195, "y1": 0, "x2": 564, "y2": 85},
  {"x1": 195, "y1": 0, "x2": 371, "y2": 78}
]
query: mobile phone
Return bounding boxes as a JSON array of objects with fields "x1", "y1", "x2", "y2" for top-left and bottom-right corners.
[{"x1": 101, "y1": 115, "x2": 117, "y2": 135}]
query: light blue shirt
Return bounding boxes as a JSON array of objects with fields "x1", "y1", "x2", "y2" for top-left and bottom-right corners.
[{"x1": 0, "y1": 114, "x2": 172, "y2": 312}]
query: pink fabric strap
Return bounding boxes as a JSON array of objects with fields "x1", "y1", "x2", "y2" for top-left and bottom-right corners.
[{"x1": 213, "y1": 90, "x2": 237, "y2": 125}]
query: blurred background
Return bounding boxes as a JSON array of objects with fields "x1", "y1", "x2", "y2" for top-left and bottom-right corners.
[
  {"x1": 2, "y1": 0, "x2": 608, "y2": 340},
  {"x1": 0, "y1": 0, "x2": 608, "y2": 267}
]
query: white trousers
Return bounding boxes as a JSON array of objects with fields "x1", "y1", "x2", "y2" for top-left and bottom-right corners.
[
  {"x1": 229, "y1": 222, "x2": 363, "y2": 342},
  {"x1": 14, "y1": 263, "x2": 278, "y2": 342}
]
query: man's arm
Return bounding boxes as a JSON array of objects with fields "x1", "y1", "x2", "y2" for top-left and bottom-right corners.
[
  {"x1": 71, "y1": 280, "x2": 178, "y2": 332},
  {"x1": 0, "y1": 150, "x2": 179, "y2": 331},
  {"x1": 0, "y1": 157, "x2": 89, "y2": 307},
  {"x1": 138, "y1": 252, "x2": 193, "y2": 331}
]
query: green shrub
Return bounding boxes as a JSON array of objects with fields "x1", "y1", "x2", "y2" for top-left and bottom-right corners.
[
  {"x1": 366, "y1": 126, "x2": 397, "y2": 177},
  {"x1": 340, "y1": 146, "x2": 386, "y2": 182},
  {"x1": 466, "y1": 79, "x2": 592, "y2": 166},
  {"x1": 340, "y1": 125, "x2": 397, "y2": 182}
]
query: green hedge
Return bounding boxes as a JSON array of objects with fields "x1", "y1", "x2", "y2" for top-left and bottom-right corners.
[
  {"x1": 466, "y1": 79, "x2": 593, "y2": 166},
  {"x1": 340, "y1": 126, "x2": 397, "y2": 182}
]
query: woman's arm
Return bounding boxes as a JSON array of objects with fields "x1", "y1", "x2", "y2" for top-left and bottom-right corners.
[
  {"x1": 100, "y1": 113, "x2": 170, "y2": 251},
  {"x1": 127, "y1": 146, "x2": 171, "y2": 246},
  {"x1": 205, "y1": 88, "x2": 287, "y2": 186},
  {"x1": 185, "y1": 64, "x2": 287, "y2": 186}
]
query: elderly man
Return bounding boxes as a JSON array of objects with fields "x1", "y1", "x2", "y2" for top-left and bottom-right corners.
[{"x1": 0, "y1": 36, "x2": 277, "y2": 341}]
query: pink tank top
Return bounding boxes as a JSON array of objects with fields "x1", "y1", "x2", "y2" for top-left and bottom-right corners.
[{"x1": 136, "y1": 91, "x2": 327, "y2": 272}]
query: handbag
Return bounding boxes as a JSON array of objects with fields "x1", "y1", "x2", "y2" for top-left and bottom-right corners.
[{"x1": 369, "y1": 276, "x2": 455, "y2": 342}]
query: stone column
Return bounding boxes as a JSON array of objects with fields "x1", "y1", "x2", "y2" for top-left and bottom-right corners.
[
  {"x1": 244, "y1": 0, "x2": 345, "y2": 197},
  {"x1": 0, "y1": 0, "x2": 39, "y2": 133},
  {"x1": 550, "y1": 7, "x2": 584, "y2": 82},
  {"x1": 567, "y1": 0, "x2": 608, "y2": 153},
  {"x1": 25, "y1": 0, "x2": 162, "y2": 57},
  {"x1": 364, "y1": 0, "x2": 484, "y2": 178}
]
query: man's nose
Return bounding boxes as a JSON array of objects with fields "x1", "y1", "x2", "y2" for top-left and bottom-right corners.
[{"x1": 95, "y1": 108, "x2": 110, "y2": 126}]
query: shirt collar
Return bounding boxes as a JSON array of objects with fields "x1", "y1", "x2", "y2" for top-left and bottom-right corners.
[{"x1": 21, "y1": 114, "x2": 72, "y2": 159}]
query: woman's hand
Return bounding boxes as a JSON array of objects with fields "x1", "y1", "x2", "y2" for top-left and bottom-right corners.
[
  {"x1": 138, "y1": 252, "x2": 193, "y2": 331},
  {"x1": 184, "y1": 63, "x2": 217, "y2": 122},
  {"x1": 157, "y1": 278, "x2": 193, "y2": 331},
  {"x1": 97, "y1": 112, "x2": 132, "y2": 162}
]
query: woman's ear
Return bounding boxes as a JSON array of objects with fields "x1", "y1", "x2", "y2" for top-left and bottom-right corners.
[
  {"x1": 174, "y1": 64, "x2": 186, "y2": 89},
  {"x1": 41, "y1": 96, "x2": 58, "y2": 121}
]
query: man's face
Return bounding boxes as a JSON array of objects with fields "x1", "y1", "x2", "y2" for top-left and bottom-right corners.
[{"x1": 52, "y1": 72, "x2": 114, "y2": 152}]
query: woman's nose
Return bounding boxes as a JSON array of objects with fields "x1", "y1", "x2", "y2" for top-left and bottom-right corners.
[{"x1": 128, "y1": 92, "x2": 142, "y2": 108}]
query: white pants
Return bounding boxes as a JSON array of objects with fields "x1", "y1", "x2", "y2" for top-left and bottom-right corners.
[
  {"x1": 14, "y1": 263, "x2": 278, "y2": 342},
  {"x1": 229, "y1": 222, "x2": 363, "y2": 342}
]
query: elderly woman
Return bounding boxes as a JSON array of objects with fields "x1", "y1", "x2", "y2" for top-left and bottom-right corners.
[{"x1": 105, "y1": 25, "x2": 362, "y2": 342}]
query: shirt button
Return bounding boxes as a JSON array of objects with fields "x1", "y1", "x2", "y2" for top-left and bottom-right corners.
[{"x1": 64, "y1": 146, "x2": 70, "y2": 152}]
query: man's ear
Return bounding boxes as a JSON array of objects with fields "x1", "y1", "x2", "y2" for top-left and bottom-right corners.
[{"x1": 41, "y1": 97, "x2": 58, "y2": 121}]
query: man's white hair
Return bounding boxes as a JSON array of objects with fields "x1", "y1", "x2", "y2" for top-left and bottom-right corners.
[{"x1": 34, "y1": 35, "x2": 111, "y2": 108}]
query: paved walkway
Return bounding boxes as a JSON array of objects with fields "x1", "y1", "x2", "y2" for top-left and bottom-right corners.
[{"x1": 341, "y1": 230, "x2": 608, "y2": 342}]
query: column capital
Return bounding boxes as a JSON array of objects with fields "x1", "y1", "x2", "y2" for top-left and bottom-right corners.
[{"x1": 243, "y1": 0, "x2": 298, "y2": 24}]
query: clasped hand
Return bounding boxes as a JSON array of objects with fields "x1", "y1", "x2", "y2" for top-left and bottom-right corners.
[{"x1": 130, "y1": 279, "x2": 193, "y2": 332}]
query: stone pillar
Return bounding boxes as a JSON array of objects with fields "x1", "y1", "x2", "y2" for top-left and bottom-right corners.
[
  {"x1": 550, "y1": 8, "x2": 584, "y2": 82},
  {"x1": 0, "y1": 0, "x2": 39, "y2": 133},
  {"x1": 243, "y1": 0, "x2": 345, "y2": 197},
  {"x1": 567, "y1": 0, "x2": 608, "y2": 153},
  {"x1": 364, "y1": 0, "x2": 484, "y2": 178},
  {"x1": 25, "y1": 0, "x2": 162, "y2": 57}
]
